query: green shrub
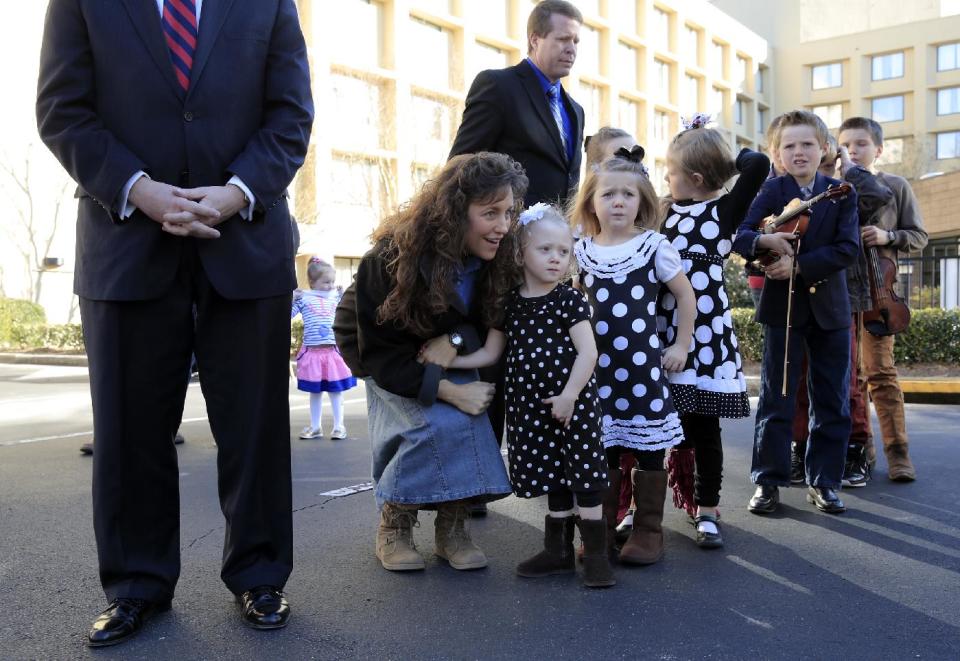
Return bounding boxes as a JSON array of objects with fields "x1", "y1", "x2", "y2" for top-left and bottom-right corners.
[
  {"x1": 723, "y1": 255, "x2": 755, "y2": 309},
  {"x1": 291, "y1": 318, "x2": 303, "y2": 355},
  {"x1": 0, "y1": 298, "x2": 46, "y2": 348},
  {"x1": 731, "y1": 307, "x2": 960, "y2": 366}
]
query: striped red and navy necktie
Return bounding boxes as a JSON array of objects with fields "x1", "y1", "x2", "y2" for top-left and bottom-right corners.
[{"x1": 162, "y1": 0, "x2": 197, "y2": 91}]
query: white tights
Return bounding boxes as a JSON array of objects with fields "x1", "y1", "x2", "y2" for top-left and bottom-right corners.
[{"x1": 309, "y1": 391, "x2": 344, "y2": 429}]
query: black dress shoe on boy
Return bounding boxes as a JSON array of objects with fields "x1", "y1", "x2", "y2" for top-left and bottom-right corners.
[
  {"x1": 806, "y1": 486, "x2": 845, "y2": 514},
  {"x1": 238, "y1": 586, "x2": 290, "y2": 630},
  {"x1": 748, "y1": 485, "x2": 779, "y2": 514},
  {"x1": 87, "y1": 597, "x2": 171, "y2": 647}
]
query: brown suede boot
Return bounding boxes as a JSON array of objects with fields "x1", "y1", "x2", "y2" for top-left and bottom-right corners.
[
  {"x1": 885, "y1": 444, "x2": 916, "y2": 482},
  {"x1": 376, "y1": 503, "x2": 425, "y2": 571},
  {"x1": 576, "y1": 517, "x2": 616, "y2": 588},
  {"x1": 578, "y1": 468, "x2": 622, "y2": 563},
  {"x1": 516, "y1": 515, "x2": 576, "y2": 577},
  {"x1": 618, "y1": 469, "x2": 667, "y2": 565},
  {"x1": 435, "y1": 501, "x2": 488, "y2": 570}
]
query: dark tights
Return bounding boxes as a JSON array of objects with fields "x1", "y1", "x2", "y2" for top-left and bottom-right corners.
[
  {"x1": 675, "y1": 413, "x2": 723, "y2": 508},
  {"x1": 547, "y1": 489, "x2": 603, "y2": 511},
  {"x1": 605, "y1": 446, "x2": 665, "y2": 472}
]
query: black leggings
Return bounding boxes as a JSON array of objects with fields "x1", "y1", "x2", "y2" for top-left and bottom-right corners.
[
  {"x1": 547, "y1": 489, "x2": 603, "y2": 511},
  {"x1": 675, "y1": 413, "x2": 724, "y2": 508},
  {"x1": 605, "y1": 446, "x2": 666, "y2": 471}
]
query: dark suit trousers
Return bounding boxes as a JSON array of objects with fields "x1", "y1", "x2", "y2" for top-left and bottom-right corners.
[
  {"x1": 81, "y1": 242, "x2": 293, "y2": 602},
  {"x1": 751, "y1": 321, "x2": 850, "y2": 489}
]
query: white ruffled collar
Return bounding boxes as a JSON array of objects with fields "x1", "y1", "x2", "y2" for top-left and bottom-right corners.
[{"x1": 575, "y1": 230, "x2": 665, "y2": 279}]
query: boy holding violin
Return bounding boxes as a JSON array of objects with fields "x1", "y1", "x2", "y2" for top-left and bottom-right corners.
[
  {"x1": 838, "y1": 117, "x2": 928, "y2": 482},
  {"x1": 733, "y1": 110, "x2": 859, "y2": 515}
]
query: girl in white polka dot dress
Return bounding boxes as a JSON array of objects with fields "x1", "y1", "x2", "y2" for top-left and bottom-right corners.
[
  {"x1": 449, "y1": 203, "x2": 614, "y2": 588},
  {"x1": 658, "y1": 115, "x2": 769, "y2": 549},
  {"x1": 571, "y1": 153, "x2": 696, "y2": 566}
]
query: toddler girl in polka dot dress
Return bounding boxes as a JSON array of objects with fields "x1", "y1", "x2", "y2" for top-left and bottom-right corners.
[
  {"x1": 449, "y1": 203, "x2": 614, "y2": 588},
  {"x1": 571, "y1": 150, "x2": 696, "y2": 567},
  {"x1": 659, "y1": 114, "x2": 769, "y2": 549}
]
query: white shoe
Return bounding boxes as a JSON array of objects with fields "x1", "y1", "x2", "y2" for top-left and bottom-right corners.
[
  {"x1": 615, "y1": 510, "x2": 634, "y2": 533},
  {"x1": 330, "y1": 427, "x2": 347, "y2": 440},
  {"x1": 299, "y1": 426, "x2": 323, "y2": 439}
]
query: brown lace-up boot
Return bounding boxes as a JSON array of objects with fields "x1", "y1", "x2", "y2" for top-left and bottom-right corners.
[
  {"x1": 435, "y1": 501, "x2": 488, "y2": 570},
  {"x1": 376, "y1": 503, "x2": 425, "y2": 571}
]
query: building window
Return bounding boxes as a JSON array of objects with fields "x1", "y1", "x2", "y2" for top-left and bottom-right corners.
[
  {"x1": 684, "y1": 25, "x2": 700, "y2": 64},
  {"x1": 812, "y1": 103, "x2": 843, "y2": 129},
  {"x1": 613, "y1": 0, "x2": 638, "y2": 35},
  {"x1": 329, "y1": 157, "x2": 382, "y2": 226},
  {"x1": 871, "y1": 52, "x2": 904, "y2": 80},
  {"x1": 756, "y1": 66, "x2": 765, "y2": 94},
  {"x1": 410, "y1": 94, "x2": 456, "y2": 165},
  {"x1": 684, "y1": 75, "x2": 699, "y2": 109},
  {"x1": 654, "y1": 59, "x2": 671, "y2": 96},
  {"x1": 416, "y1": 0, "x2": 452, "y2": 15},
  {"x1": 618, "y1": 97, "x2": 639, "y2": 135},
  {"x1": 875, "y1": 137, "x2": 903, "y2": 166},
  {"x1": 757, "y1": 108, "x2": 767, "y2": 135},
  {"x1": 937, "y1": 42, "x2": 960, "y2": 71},
  {"x1": 468, "y1": 42, "x2": 509, "y2": 86},
  {"x1": 937, "y1": 87, "x2": 960, "y2": 115},
  {"x1": 937, "y1": 131, "x2": 960, "y2": 159},
  {"x1": 330, "y1": 0, "x2": 383, "y2": 69},
  {"x1": 734, "y1": 99, "x2": 744, "y2": 125},
  {"x1": 653, "y1": 110, "x2": 670, "y2": 143},
  {"x1": 811, "y1": 62, "x2": 842, "y2": 89},
  {"x1": 735, "y1": 55, "x2": 748, "y2": 91},
  {"x1": 617, "y1": 42, "x2": 639, "y2": 89},
  {"x1": 709, "y1": 86, "x2": 724, "y2": 116},
  {"x1": 872, "y1": 95, "x2": 904, "y2": 123},
  {"x1": 653, "y1": 7, "x2": 671, "y2": 51},
  {"x1": 409, "y1": 17, "x2": 451, "y2": 89},
  {"x1": 580, "y1": 81, "x2": 603, "y2": 136},
  {"x1": 578, "y1": 24, "x2": 601, "y2": 76},
  {"x1": 331, "y1": 73, "x2": 385, "y2": 151},
  {"x1": 464, "y1": 0, "x2": 508, "y2": 36},
  {"x1": 711, "y1": 41, "x2": 725, "y2": 78},
  {"x1": 574, "y1": 0, "x2": 600, "y2": 15},
  {"x1": 653, "y1": 160, "x2": 668, "y2": 196}
]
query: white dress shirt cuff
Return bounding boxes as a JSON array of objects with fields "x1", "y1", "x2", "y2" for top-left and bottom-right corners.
[
  {"x1": 119, "y1": 171, "x2": 147, "y2": 219},
  {"x1": 227, "y1": 176, "x2": 256, "y2": 220}
]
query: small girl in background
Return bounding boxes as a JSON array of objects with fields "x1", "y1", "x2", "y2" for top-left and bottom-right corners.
[
  {"x1": 449, "y1": 203, "x2": 614, "y2": 588},
  {"x1": 585, "y1": 126, "x2": 638, "y2": 168},
  {"x1": 293, "y1": 258, "x2": 356, "y2": 440},
  {"x1": 572, "y1": 151, "x2": 696, "y2": 567}
]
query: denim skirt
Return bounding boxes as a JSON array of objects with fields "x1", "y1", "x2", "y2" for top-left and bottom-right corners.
[{"x1": 366, "y1": 369, "x2": 512, "y2": 509}]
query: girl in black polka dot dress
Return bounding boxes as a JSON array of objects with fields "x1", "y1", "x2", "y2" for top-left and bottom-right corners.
[
  {"x1": 450, "y1": 203, "x2": 614, "y2": 588},
  {"x1": 658, "y1": 115, "x2": 769, "y2": 549},
  {"x1": 572, "y1": 153, "x2": 696, "y2": 567}
]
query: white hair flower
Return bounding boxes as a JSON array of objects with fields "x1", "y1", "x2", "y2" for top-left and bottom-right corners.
[{"x1": 518, "y1": 202, "x2": 552, "y2": 226}]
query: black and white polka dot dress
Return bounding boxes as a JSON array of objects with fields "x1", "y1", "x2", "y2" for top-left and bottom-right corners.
[
  {"x1": 574, "y1": 231, "x2": 685, "y2": 451},
  {"x1": 657, "y1": 198, "x2": 751, "y2": 418},
  {"x1": 503, "y1": 284, "x2": 608, "y2": 497}
]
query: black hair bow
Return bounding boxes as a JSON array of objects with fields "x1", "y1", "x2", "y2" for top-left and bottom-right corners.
[{"x1": 614, "y1": 145, "x2": 646, "y2": 163}]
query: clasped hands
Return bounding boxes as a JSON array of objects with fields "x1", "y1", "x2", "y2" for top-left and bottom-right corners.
[
  {"x1": 757, "y1": 233, "x2": 797, "y2": 281},
  {"x1": 129, "y1": 176, "x2": 248, "y2": 239}
]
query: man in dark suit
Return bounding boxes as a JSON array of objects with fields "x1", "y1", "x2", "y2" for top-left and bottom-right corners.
[
  {"x1": 449, "y1": 0, "x2": 584, "y2": 208},
  {"x1": 733, "y1": 111, "x2": 859, "y2": 518},
  {"x1": 36, "y1": 0, "x2": 313, "y2": 646}
]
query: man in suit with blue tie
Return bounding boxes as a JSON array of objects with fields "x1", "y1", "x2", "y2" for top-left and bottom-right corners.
[
  {"x1": 36, "y1": 0, "x2": 313, "y2": 646},
  {"x1": 733, "y1": 111, "x2": 859, "y2": 517}
]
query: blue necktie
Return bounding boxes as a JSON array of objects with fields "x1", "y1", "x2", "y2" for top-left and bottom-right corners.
[
  {"x1": 547, "y1": 86, "x2": 567, "y2": 153},
  {"x1": 799, "y1": 186, "x2": 813, "y2": 200},
  {"x1": 162, "y1": 0, "x2": 198, "y2": 91}
]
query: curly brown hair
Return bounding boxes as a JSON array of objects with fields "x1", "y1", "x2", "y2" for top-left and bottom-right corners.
[{"x1": 371, "y1": 153, "x2": 528, "y2": 336}]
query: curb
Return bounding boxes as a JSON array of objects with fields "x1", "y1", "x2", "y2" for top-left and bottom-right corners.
[{"x1": 0, "y1": 353, "x2": 88, "y2": 367}]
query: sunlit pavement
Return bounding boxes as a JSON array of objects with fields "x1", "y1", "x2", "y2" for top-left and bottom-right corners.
[{"x1": 1, "y1": 362, "x2": 959, "y2": 659}]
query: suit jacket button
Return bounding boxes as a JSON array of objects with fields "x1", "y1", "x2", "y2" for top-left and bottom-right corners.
[
  {"x1": 183, "y1": 111, "x2": 194, "y2": 122},
  {"x1": 809, "y1": 286, "x2": 816, "y2": 294}
]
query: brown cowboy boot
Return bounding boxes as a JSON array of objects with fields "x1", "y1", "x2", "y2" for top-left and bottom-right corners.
[
  {"x1": 618, "y1": 469, "x2": 668, "y2": 565},
  {"x1": 576, "y1": 517, "x2": 616, "y2": 588},
  {"x1": 435, "y1": 501, "x2": 488, "y2": 570},
  {"x1": 376, "y1": 503, "x2": 425, "y2": 571},
  {"x1": 885, "y1": 443, "x2": 916, "y2": 482},
  {"x1": 516, "y1": 515, "x2": 576, "y2": 577}
]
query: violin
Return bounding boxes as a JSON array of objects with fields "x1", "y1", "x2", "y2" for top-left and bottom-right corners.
[
  {"x1": 862, "y1": 239, "x2": 910, "y2": 336},
  {"x1": 750, "y1": 183, "x2": 853, "y2": 269}
]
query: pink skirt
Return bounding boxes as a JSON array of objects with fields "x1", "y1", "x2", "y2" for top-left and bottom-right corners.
[{"x1": 296, "y1": 345, "x2": 356, "y2": 393}]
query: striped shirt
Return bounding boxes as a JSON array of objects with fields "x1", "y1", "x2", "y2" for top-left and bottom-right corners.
[{"x1": 292, "y1": 290, "x2": 339, "y2": 346}]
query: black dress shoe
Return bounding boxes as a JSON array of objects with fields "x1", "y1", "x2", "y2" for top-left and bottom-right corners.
[
  {"x1": 238, "y1": 586, "x2": 290, "y2": 630},
  {"x1": 748, "y1": 485, "x2": 779, "y2": 514},
  {"x1": 87, "y1": 597, "x2": 170, "y2": 647},
  {"x1": 694, "y1": 514, "x2": 724, "y2": 549},
  {"x1": 806, "y1": 486, "x2": 845, "y2": 514}
]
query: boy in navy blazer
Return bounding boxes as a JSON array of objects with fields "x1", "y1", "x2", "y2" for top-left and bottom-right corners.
[{"x1": 733, "y1": 111, "x2": 859, "y2": 515}]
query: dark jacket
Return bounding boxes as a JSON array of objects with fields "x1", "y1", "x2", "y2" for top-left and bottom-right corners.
[
  {"x1": 448, "y1": 60, "x2": 584, "y2": 208},
  {"x1": 341, "y1": 241, "x2": 485, "y2": 404},
  {"x1": 36, "y1": 0, "x2": 314, "y2": 301},
  {"x1": 841, "y1": 166, "x2": 895, "y2": 311},
  {"x1": 733, "y1": 172, "x2": 860, "y2": 330}
]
